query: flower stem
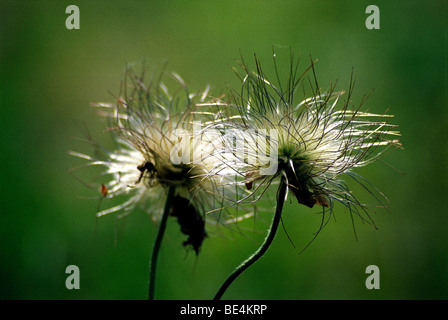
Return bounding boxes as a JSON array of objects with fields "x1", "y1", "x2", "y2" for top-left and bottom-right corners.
[
  {"x1": 148, "y1": 185, "x2": 176, "y2": 300},
  {"x1": 213, "y1": 177, "x2": 287, "y2": 300}
]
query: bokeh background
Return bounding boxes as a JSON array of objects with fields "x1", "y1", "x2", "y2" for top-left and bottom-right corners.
[{"x1": 1, "y1": 0, "x2": 446, "y2": 300}]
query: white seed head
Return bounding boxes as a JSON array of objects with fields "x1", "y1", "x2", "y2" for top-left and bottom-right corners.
[
  {"x1": 223, "y1": 54, "x2": 401, "y2": 225},
  {"x1": 70, "y1": 67, "x2": 240, "y2": 224}
]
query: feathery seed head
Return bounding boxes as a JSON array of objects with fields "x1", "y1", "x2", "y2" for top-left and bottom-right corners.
[
  {"x1": 227, "y1": 54, "x2": 401, "y2": 219},
  {"x1": 70, "y1": 66, "x2": 238, "y2": 253}
]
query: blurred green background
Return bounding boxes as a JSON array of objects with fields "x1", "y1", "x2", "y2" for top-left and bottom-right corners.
[{"x1": 1, "y1": 0, "x2": 446, "y2": 300}]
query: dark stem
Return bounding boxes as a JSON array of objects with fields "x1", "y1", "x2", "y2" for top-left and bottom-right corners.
[
  {"x1": 213, "y1": 177, "x2": 287, "y2": 300},
  {"x1": 148, "y1": 185, "x2": 176, "y2": 300}
]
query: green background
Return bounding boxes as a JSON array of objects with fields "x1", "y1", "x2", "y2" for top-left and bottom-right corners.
[{"x1": 1, "y1": 0, "x2": 446, "y2": 299}]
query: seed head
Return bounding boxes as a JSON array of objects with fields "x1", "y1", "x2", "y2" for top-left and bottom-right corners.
[
  {"x1": 225, "y1": 54, "x2": 401, "y2": 227},
  {"x1": 70, "y1": 66, "x2": 239, "y2": 250}
]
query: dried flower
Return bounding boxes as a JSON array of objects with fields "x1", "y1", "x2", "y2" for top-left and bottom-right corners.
[
  {"x1": 213, "y1": 53, "x2": 402, "y2": 300},
  {"x1": 70, "y1": 66, "x2": 237, "y2": 253},
  {"x1": 226, "y1": 54, "x2": 401, "y2": 226}
]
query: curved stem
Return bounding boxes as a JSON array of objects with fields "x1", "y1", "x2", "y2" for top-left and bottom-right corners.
[
  {"x1": 148, "y1": 186, "x2": 176, "y2": 300},
  {"x1": 214, "y1": 177, "x2": 287, "y2": 300}
]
